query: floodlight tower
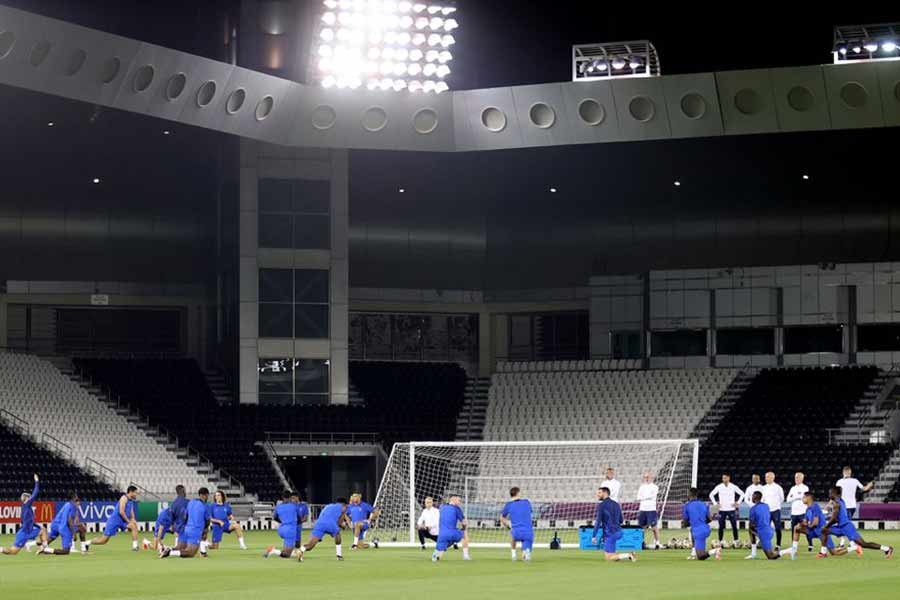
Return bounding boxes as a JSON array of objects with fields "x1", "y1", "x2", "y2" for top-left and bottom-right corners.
[
  {"x1": 572, "y1": 40, "x2": 660, "y2": 82},
  {"x1": 833, "y1": 23, "x2": 900, "y2": 64}
]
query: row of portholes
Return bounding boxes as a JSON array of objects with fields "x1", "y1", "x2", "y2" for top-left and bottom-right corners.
[
  {"x1": 310, "y1": 105, "x2": 441, "y2": 135},
  {"x1": 734, "y1": 81, "x2": 900, "y2": 116},
  {"x1": 0, "y1": 31, "x2": 277, "y2": 122}
]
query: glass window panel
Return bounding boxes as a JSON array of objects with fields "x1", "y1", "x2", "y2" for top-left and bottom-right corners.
[
  {"x1": 716, "y1": 328, "x2": 774, "y2": 355},
  {"x1": 259, "y1": 179, "x2": 293, "y2": 212},
  {"x1": 294, "y1": 269, "x2": 329, "y2": 304},
  {"x1": 259, "y1": 213, "x2": 293, "y2": 249},
  {"x1": 784, "y1": 326, "x2": 843, "y2": 354},
  {"x1": 295, "y1": 359, "x2": 329, "y2": 394},
  {"x1": 293, "y1": 180, "x2": 331, "y2": 214},
  {"x1": 259, "y1": 394, "x2": 294, "y2": 407},
  {"x1": 293, "y1": 215, "x2": 331, "y2": 249},
  {"x1": 651, "y1": 330, "x2": 707, "y2": 357},
  {"x1": 259, "y1": 269, "x2": 293, "y2": 303},
  {"x1": 259, "y1": 303, "x2": 293, "y2": 338},
  {"x1": 294, "y1": 304, "x2": 329, "y2": 338},
  {"x1": 258, "y1": 358, "x2": 293, "y2": 393}
]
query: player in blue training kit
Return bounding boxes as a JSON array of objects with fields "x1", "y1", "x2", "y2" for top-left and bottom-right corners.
[
  {"x1": 160, "y1": 488, "x2": 211, "y2": 558},
  {"x1": 820, "y1": 487, "x2": 893, "y2": 559},
  {"x1": 349, "y1": 493, "x2": 380, "y2": 550},
  {"x1": 433, "y1": 494, "x2": 471, "y2": 562},
  {"x1": 40, "y1": 492, "x2": 79, "y2": 556},
  {"x1": 292, "y1": 491, "x2": 310, "y2": 550},
  {"x1": 592, "y1": 486, "x2": 636, "y2": 562},
  {"x1": 147, "y1": 507, "x2": 175, "y2": 551},
  {"x1": 1, "y1": 474, "x2": 47, "y2": 555},
  {"x1": 682, "y1": 488, "x2": 720, "y2": 561},
  {"x1": 748, "y1": 491, "x2": 780, "y2": 560},
  {"x1": 88, "y1": 485, "x2": 139, "y2": 552},
  {"x1": 169, "y1": 485, "x2": 189, "y2": 544},
  {"x1": 265, "y1": 491, "x2": 303, "y2": 559},
  {"x1": 779, "y1": 492, "x2": 842, "y2": 560},
  {"x1": 209, "y1": 490, "x2": 247, "y2": 550},
  {"x1": 297, "y1": 498, "x2": 349, "y2": 562},
  {"x1": 500, "y1": 486, "x2": 534, "y2": 561}
]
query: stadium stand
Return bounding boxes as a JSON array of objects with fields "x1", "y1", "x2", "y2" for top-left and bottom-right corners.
[
  {"x1": 74, "y1": 359, "x2": 467, "y2": 501},
  {"x1": 0, "y1": 352, "x2": 212, "y2": 496},
  {"x1": 698, "y1": 366, "x2": 895, "y2": 499},
  {"x1": 0, "y1": 419, "x2": 117, "y2": 501}
]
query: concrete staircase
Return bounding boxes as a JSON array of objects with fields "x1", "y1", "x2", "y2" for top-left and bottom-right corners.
[
  {"x1": 455, "y1": 377, "x2": 490, "y2": 441},
  {"x1": 203, "y1": 369, "x2": 234, "y2": 406},
  {"x1": 690, "y1": 369, "x2": 755, "y2": 443},
  {"x1": 831, "y1": 369, "x2": 896, "y2": 444},
  {"x1": 870, "y1": 445, "x2": 900, "y2": 501}
]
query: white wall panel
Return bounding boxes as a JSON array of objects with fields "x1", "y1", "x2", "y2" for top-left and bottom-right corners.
[
  {"x1": 610, "y1": 76, "x2": 671, "y2": 140},
  {"x1": 559, "y1": 80, "x2": 621, "y2": 144},
  {"x1": 662, "y1": 72, "x2": 723, "y2": 139},
  {"x1": 510, "y1": 83, "x2": 574, "y2": 147},
  {"x1": 771, "y1": 66, "x2": 831, "y2": 132},
  {"x1": 716, "y1": 68, "x2": 779, "y2": 135},
  {"x1": 876, "y1": 61, "x2": 900, "y2": 126},
  {"x1": 823, "y1": 63, "x2": 884, "y2": 130}
]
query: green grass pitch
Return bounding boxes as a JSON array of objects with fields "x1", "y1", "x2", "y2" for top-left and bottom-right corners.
[{"x1": 1, "y1": 531, "x2": 899, "y2": 599}]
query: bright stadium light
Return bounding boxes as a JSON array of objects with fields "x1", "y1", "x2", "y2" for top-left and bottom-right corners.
[
  {"x1": 311, "y1": 0, "x2": 458, "y2": 93},
  {"x1": 834, "y1": 23, "x2": 900, "y2": 64},
  {"x1": 573, "y1": 40, "x2": 660, "y2": 81}
]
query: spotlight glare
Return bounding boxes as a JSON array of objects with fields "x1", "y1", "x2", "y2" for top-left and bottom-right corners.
[
  {"x1": 415, "y1": 17, "x2": 429, "y2": 29},
  {"x1": 883, "y1": 41, "x2": 897, "y2": 52},
  {"x1": 611, "y1": 56, "x2": 626, "y2": 70},
  {"x1": 442, "y1": 6, "x2": 456, "y2": 15},
  {"x1": 438, "y1": 50, "x2": 452, "y2": 63},
  {"x1": 427, "y1": 5, "x2": 442, "y2": 14},
  {"x1": 397, "y1": 32, "x2": 411, "y2": 45},
  {"x1": 441, "y1": 34, "x2": 455, "y2": 47},
  {"x1": 423, "y1": 63, "x2": 437, "y2": 76},
  {"x1": 428, "y1": 33, "x2": 442, "y2": 46},
  {"x1": 92, "y1": 177, "x2": 101, "y2": 184},
  {"x1": 47, "y1": 121, "x2": 55, "y2": 127},
  {"x1": 851, "y1": 43, "x2": 862, "y2": 54},
  {"x1": 425, "y1": 50, "x2": 439, "y2": 62},
  {"x1": 393, "y1": 79, "x2": 407, "y2": 91},
  {"x1": 435, "y1": 81, "x2": 449, "y2": 93},
  {"x1": 409, "y1": 48, "x2": 424, "y2": 61},
  {"x1": 413, "y1": 3, "x2": 427, "y2": 12},
  {"x1": 802, "y1": 174, "x2": 810, "y2": 180},
  {"x1": 596, "y1": 59, "x2": 608, "y2": 71},
  {"x1": 673, "y1": 180, "x2": 681, "y2": 187},
  {"x1": 628, "y1": 56, "x2": 642, "y2": 69},
  {"x1": 430, "y1": 18, "x2": 444, "y2": 30},
  {"x1": 398, "y1": 1, "x2": 412, "y2": 12},
  {"x1": 320, "y1": 28, "x2": 335, "y2": 41},
  {"x1": 864, "y1": 40, "x2": 878, "y2": 52},
  {"x1": 322, "y1": 75, "x2": 337, "y2": 88},
  {"x1": 436, "y1": 64, "x2": 450, "y2": 78},
  {"x1": 413, "y1": 33, "x2": 427, "y2": 45},
  {"x1": 407, "y1": 63, "x2": 422, "y2": 75},
  {"x1": 409, "y1": 80, "x2": 424, "y2": 92},
  {"x1": 399, "y1": 15, "x2": 413, "y2": 28},
  {"x1": 550, "y1": 187, "x2": 557, "y2": 193},
  {"x1": 444, "y1": 18, "x2": 458, "y2": 31},
  {"x1": 322, "y1": 12, "x2": 337, "y2": 25}
]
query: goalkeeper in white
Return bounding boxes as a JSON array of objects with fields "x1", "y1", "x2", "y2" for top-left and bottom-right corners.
[{"x1": 636, "y1": 472, "x2": 661, "y2": 549}]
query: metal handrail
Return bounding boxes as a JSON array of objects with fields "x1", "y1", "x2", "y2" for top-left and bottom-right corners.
[
  {"x1": 264, "y1": 431, "x2": 381, "y2": 445},
  {"x1": 0, "y1": 407, "x2": 30, "y2": 436},
  {"x1": 128, "y1": 481, "x2": 162, "y2": 501},
  {"x1": 42, "y1": 432, "x2": 74, "y2": 461},
  {"x1": 85, "y1": 456, "x2": 118, "y2": 487}
]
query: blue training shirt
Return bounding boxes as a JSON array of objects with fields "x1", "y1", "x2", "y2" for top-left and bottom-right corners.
[
  {"x1": 593, "y1": 498, "x2": 623, "y2": 539},
  {"x1": 834, "y1": 498, "x2": 852, "y2": 527},
  {"x1": 211, "y1": 502, "x2": 232, "y2": 524},
  {"x1": 156, "y1": 508, "x2": 174, "y2": 528},
  {"x1": 170, "y1": 496, "x2": 188, "y2": 531},
  {"x1": 348, "y1": 501, "x2": 374, "y2": 524},
  {"x1": 297, "y1": 502, "x2": 309, "y2": 526},
  {"x1": 21, "y1": 480, "x2": 39, "y2": 529},
  {"x1": 682, "y1": 499, "x2": 709, "y2": 530},
  {"x1": 317, "y1": 503, "x2": 345, "y2": 528},
  {"x1": 438, "y1": 504, "x2": 464, "y2": 536},
  {"x1": 805, "y1": 503, "x2": 825, "y2": 530},
  {"x1": 749, "y1": 503, "x2": 772, "y2": 533},
  {"x1": 274, "y1": 502, "x2": 298, "y2": 527},
  {"x1": 501, "y1": 498, "x2": 533, "y2": 534},
  {"x1": 186, "y1": 499, "x2": 209, "y2": 530},
  {"x1": 52, "y1": 501, "x2": 75, "y2": 529}
]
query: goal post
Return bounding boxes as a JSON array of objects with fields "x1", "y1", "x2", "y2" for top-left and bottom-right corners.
[{"x1": 373, "y1": 439, "x2": 699, "y2": 548}]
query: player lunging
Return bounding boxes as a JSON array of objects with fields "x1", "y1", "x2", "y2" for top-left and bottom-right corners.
[
  {"x1": 297, "y1": 498, "x2": 349, "y2": 562},
  {"x1": 500, "y1": 486, "x2": 534, "y2": 561},
  {"x1": 39, "y1": 492, "x2": 80, "y2": 556},
  {"x1": 432, "y1": 495, "x2": 471, "y2": 562},
  {"x1": 265, "y1": 491, "x2": 302, "y2": 559},
  {"x1": 348, "y1": 493, "x2": 380, "y2": 550},
  {"x1": 820, "y1": 487, "x2": 892, "y2": 559},
  {"x1": 291, "y1": 491, "x2": 310, "y2": 552},
  {"x1": 0, "y1": 474, "x2": 46, "y2": 555},
  {"x1": 682, "y1": 488, "x2": 721, "y2": 561},
  {"x1": 592, "y1": 486, "x2": 636, "y2": 562},
  {"x1": 144, "y1": 507, "x2": 175, "y2": 551},
  {"x1": 159, "y1": 488, "x2": 211, "y2": 559},
  {"x1": 835, "y1": 467, "x2": 874, "y2": 548},
  {"x1": 87, "y1": 485, "x2": 139, "y2": 552},
  {"x1": 748, "y1": 491, "x2": 780, "y2": 560},
  {"x1": 209, "y1": 490, "x2": 247, "y2": 550},
  {"x1": 779, "y1": 491, "x2": 843, "y2": 560}
]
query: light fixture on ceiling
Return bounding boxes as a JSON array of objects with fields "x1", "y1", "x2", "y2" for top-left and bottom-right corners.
[
  {"x1": 92, "y1": 178, "x2": 101, "y2": 184},
  {"x1": 399, "y1": 187, "x2": 406, "y2": 193},
  {"x1": 674, "y1": 180, "x2": 681, "y2": 187},
  {"x1": 550, "y1": 187, "x2": 558, "y2": 193}
]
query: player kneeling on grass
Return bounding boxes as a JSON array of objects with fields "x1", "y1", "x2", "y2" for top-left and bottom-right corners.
[
  {"x1": 778, "y1": 492, "x2": 843, "y2": 560},
  {"x1": 160, "y1": 488, "x2": 211, "y2": 559},
  {"x1": 144, "y1": 507, "x2": 175, "y2": 551},
  {"x1": 39, "y1": 492, "x2": 81, "y2": 556},
  {"x1": 209, "y1": 491, "x2": 247, "y2": 550},
  {"x1": 682, "y1": 488, "x2": 720, "y2": 561},
  {"x1": 591, "y1": 486, "x2": 636, "y2": 563},
  {"x1": 348, "y1": 493, "x2": 380, "y2": 550},
  {"x1": 265, "y1": 491, "x2": 302, "y2": 559},
  {"x1": 1, "y1": 474, "x2": 47, "y2": 556},
  {"x1": 297, "y1": 498, "x2": 349, "y2": 562},
  {"x1": 748, "y1": 491, "x2": 780, "y2": 560},
  {"x1": 433, "y1": 494, "x2": 471, "y2": 562},
  {"x1": 87, "y1": 485, "x2": 140, "y2": 552},
  {"x1": 819, "y1": 487, "x2": 892, "y2": 559},
  {"x1": 501, "y1": 486, "x2": 533, "y2": 562}
]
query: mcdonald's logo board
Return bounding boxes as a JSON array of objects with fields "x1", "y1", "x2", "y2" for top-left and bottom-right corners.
[{"x1": 0, "y1": 501, "x2": 56, "y2": 524}]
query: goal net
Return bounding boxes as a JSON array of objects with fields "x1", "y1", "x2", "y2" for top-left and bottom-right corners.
[{"x1": 373, "y1": 439, "x2": 698, "y2": 547}]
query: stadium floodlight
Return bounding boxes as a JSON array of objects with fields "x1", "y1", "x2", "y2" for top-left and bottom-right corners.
[
  {"x1": 310, "y1": 0, "x2": 458, "y2": 93},
  {"x1": 833, "y1": 23, "x2": 900, "y2": 64},
  {"x1": 573, "y1": 40, "x2": 660, "y2": 81}
]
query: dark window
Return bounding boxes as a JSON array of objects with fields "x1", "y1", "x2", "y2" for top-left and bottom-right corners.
[
  {"x1": 858, "y1": 324, "x2": 900, "y2": 352},
  {"x1": 259, "y1": 269, "x2": 293, "y2": 303},
  {"x1": 258, "y1": 213, "x2": 292, "y2": 248},
  {"x1": 784, "y1": 326, "x2": 843, "y2": 354},
  {"x1": 295, "y1": 359, "x2": 329, "y2": 405},
  {"x1": 258, "y1": 180, "x2": 293, "y2": 212},
  {"x1": 258, "y1": 358, "x2": 293, "y2": 394},
  {"x1": 507, "y1": 311, "x2": 589, "y2": 361},
  {"x1": 259, "y1": 303, "x2": 292, "y2": 338},
  {"x1": 651, "y1": 330, "x2": 707, "y2": 356},
  {"x1": 293, "y1": 215, "x2": 331, "y2": 249},
  {"x1": 716, "y1": 328, "x2": 775, "y2": 355},
  {"x1": 294, "y1": 270, "x2": 329, "y2": 304},
  {"x1": 612, "y1": 331, "x2": 642, "y2": 359},
  {"x1": 293, "y1": 180, "x2": 331, "y2": 213},
  {"x1": 295, "y1": 304, "x2": 329, "y2": 338}
]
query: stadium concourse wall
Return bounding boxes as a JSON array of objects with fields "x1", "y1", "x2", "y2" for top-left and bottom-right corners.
[{"x1": 0, "y1": 4, "x2": 899, "y2": 155}]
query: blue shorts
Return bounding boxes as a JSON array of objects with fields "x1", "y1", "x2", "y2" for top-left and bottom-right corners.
[
  {"x1": 807, "y1": 528, "x2": 835, "y2": 549},
  {"x1": 638, "y1": 511, "x2": 658, "y2": 527},
  {"x1": 756, "y1": 528, "x2": 774, "y2": 552},
  {"x1": 49, "y1": 524, "x2": 73, "y2": 549},
  {"x1": 603, "y1": 530, "x2": 623, "y2": 553},
  {"x1": 311, "y1": 521, "x2": 340, "y2": 540},
  {"x1": 692, "y1": 525, "x2": 711, "y2": 552},
  {"x1": 103, "y1": 517, "x2": 129, "y2": 537},
  {"x1": 181, "y1": 526, "x2": 203, "y2": 547},
  {"x1": 829, "y1": 523, "x2": 859, "y2": 541},
  {"x1": 14, "y1": 525, "x2": 42, "y2": 548},
  {"x1": 436, "y1": 529, "x2": 464, "y2": 551},
  {"x1": 211, "y1": 522, "x2": 234, "y2": 544},
  {"x1": 354, "y1": 521, "x2": 369, "y2": 539},
  {"x1": 511, "y1": 529, "x2": 534, "y2": 551},
  {"x1": 278, "y1": 524, "x2": 298, "y2": 548}
]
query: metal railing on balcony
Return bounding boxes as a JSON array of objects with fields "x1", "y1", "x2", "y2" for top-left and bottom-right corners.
[{"x1": 264, "y1": 431, "x2": 381, "y2": 445}]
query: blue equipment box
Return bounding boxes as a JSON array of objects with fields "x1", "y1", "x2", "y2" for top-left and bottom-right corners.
[{"x1": 578, "y1": 526, "x2": 643, "y2": 551}]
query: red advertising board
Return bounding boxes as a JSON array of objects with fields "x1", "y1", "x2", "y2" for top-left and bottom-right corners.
[{"x1": 0, "y1": 501, "x2": 56, "y2": 524}]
